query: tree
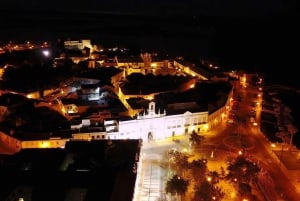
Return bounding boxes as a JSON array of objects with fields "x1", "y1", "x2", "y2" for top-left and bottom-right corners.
[
  {"x1": 226, "y1": 155, "x2": 260, "y2": 184},
  {"x1": 207, "y1": 170, "x2": 220, "y2": 185},
  {"x1": 165, "y1": 174, "x2": 189, "y2": 200},
  {"x1": 189, "y1": 130, "x2": 204, "y2": 147},
  {"x1": 193, "y1": 180, "x2": 224, "y2": 201},
  {"x1": 238, "y1": 182, "x2": 252, "y2": 197},
  {"x1": 188, "y1": 159, "x2": 208, "y2": 185},
  {"x1": 168, "y1": 149, "x2": 189, "y2": 173}
]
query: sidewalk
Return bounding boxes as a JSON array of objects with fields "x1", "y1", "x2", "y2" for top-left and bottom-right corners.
[{"x1": 133, "y1": 141, "x2": 169, "y2": 201}]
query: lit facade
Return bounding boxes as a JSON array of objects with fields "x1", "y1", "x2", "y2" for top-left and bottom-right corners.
[
  {"x1": 107, "y1": 102, "x2": 209, "y2": 141},
  {"x1": 0, "y1": 93, "x2": 230, "y2": 152},
  {"x1": 63, "y1": 39, "x2": 92, "y2": 50}
]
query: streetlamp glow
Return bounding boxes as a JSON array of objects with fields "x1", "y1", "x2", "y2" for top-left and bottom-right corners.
[{"x1": 42, "y1": 50, "x2": 50, "y2": 57}]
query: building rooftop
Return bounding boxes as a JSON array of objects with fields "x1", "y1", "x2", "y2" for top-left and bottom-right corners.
[
  {"x1": 154, "y1": 81, "x2": 232, "y2": 114},
  {"x1": 126, "y1": 97, "x2": 151, "y2": 110},
  {"x1": 0, "y1": 93, "x2": 71, "y2": 140},
  {"x1": 174, "y1": 58, "x2": 216, "y2": 79},
  {"x1": 0, "y1": 139, "x2": 140, "y2": 201},
  {"x1": 120, "y1": 73, "x2": 192, "y2": 95},
  {"x1": 77, "y1": 67, "x2": 123, "y2": 84},
  {"x1": 116, "y1": 55, "x2": 143, "y2": 63}
]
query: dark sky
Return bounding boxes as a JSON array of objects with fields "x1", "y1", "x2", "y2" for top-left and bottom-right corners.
[{"x1": 0, "y1": 0, "x2": 296, "y2": 17}]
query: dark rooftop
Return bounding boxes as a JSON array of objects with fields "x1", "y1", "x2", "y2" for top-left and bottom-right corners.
[
  {"x1": 0, "y1": 93, "x2": 71, "y2": 140},
  {"x1": 154, "y1": 80, "x2": 232, "y2": 114},
  {"x1": 174, "y1": 58, "x2": 216, "y2": 79},
  {"x1": 77, "y1": 67, "x2": 123, "y2": 84},
  {"x1": 0, "y1": 92, "x2": 31, "y2": 106},
  {"x1": 0, "y1": 139, "x2": 140, "y2": 201},
  {"x1": 120, "y1": 73, "x2": 192, "y2": 95},
  {"x1": 126, "y1": 97, "x2": 151, "y2": 110},
  {"x1": 116, "y1": 55, "x2": 143, "y2": 63}
]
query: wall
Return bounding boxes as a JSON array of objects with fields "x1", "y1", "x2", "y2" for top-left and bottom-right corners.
[
  {"x1": 21, "y1": 138, "x2": 69, "y2": 149},
  {"x1": 0, "y1": 131, "x2": 22, "y2": 153}
]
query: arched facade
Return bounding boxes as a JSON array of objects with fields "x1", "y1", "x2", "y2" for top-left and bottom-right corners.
[{"x1": 107, "y1": 102, "x2": 209, "y2": 141}]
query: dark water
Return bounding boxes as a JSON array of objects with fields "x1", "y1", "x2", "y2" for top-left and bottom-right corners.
[{"x1": 0, "y1": 11, "x2": 299, "y2": 88}]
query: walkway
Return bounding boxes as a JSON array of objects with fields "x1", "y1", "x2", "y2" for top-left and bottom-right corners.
[{"x1": 133, "y1": 142, "x2": 168, "y2": 201}]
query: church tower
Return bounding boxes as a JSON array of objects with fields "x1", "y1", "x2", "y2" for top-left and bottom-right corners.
[{"x1": 140, "y1": 52, "x2": 152, "y2": 74}]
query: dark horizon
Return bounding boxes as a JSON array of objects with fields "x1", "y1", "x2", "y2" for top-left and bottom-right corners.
[{"x1": 0, "y1": 0, "x2": 297, "y2": 17}]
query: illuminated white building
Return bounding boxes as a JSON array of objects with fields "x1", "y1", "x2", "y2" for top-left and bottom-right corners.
[{"x1": 107, "y1": 101, "x2": 209, "y2": 141}]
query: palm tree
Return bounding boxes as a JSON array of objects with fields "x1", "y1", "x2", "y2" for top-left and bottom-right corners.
[
  {"x1": 207, "y1": 170, "x2": 220, "y2": 185},
  {"x1": 226, "y1": 155, "x2": 260, "y2": 184},
  {"x1": 188, "y1": 159, "x2": 208, "y2": 185},
  {"x1": 165, "y1": 174, "x2": 189, "y2": 201},
  {"x1": 193, "y1": 180, "x2": 224, "y2": 201},
  {"x1": 189, "y1": 130, "x2": 204, "y2": 148},
  {"x1": 238, "y1": 182, "x2": 252, "y2": 198},
  {"x1": 168, "y1": 149, "x2": 189, "y2": 173}
]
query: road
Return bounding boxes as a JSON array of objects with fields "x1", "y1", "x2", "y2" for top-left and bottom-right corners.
[{"x1": 225, "y1": 80, "x2": 300, "y2": 201}]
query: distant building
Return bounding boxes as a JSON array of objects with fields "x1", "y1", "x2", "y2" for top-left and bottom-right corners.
[{"x1": 64, "y1": 39, "x2": 92, "y2": 50}]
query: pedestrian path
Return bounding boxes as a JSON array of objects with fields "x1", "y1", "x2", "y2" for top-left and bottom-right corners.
[
  {"x1": 133, "y1": 151, "x2": 166, "y2": 201},
  {"x1": 139, "y1": 162, "x2": 162, "y2": 201}
]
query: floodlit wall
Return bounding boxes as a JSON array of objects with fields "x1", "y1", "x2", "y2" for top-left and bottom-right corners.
[
  {"x1": 0, "y1": 131, "x2": 22, "y2": 153},
  {"x1": 21, "y1": 138, "x2": 69, "y2": 149}
]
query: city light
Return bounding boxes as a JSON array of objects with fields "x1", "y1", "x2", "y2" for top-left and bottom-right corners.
[
  {"x1": 40, "y1": 141, "x2": 50, "y2": 148},
  {"x1": 42, "y1": 50, "x2": 50, "y2": 57}
]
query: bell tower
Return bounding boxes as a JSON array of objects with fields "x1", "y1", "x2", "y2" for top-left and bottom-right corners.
[{"x1": 140, "y1": 52, "x2": 152, "y2": 74}]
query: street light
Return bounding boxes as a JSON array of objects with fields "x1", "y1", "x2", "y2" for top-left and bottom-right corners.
[
  {"x1": 42, "y1": 49, "x2": 50, "y2": 57},
  {"x1": 271, "y1": 143, "x2": 276, "y2": 149}
]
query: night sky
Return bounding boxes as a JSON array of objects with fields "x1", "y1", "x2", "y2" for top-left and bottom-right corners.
[{"x1": 0, "y1": 0, "x2": 296, "y2": 17}]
